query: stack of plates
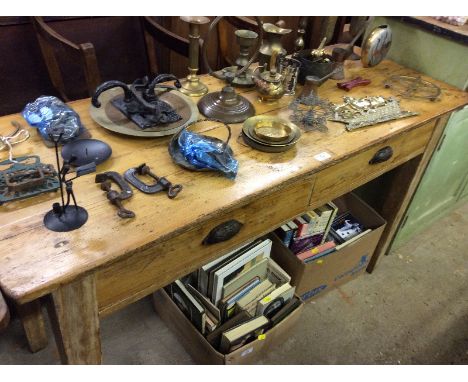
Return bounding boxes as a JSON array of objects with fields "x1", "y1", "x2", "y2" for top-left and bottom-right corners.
[{"x1": 242, "y1": 116, "x2": 301, "y2": 153}]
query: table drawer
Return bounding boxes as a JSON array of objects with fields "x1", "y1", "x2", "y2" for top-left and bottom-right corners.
[
  {"x1": 96, "y1": 177, "x2": 314, "y2": 316},
  {"x1": 310, "y1": 120, "x2": 435, "y2": 208}
]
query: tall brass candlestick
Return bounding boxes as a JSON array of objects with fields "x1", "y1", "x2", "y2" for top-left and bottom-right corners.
[{"x1": 179, "y1": 16, "x2": 210, "y2": 97}]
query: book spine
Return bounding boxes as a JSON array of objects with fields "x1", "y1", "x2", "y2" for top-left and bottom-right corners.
[
  {"x1": 275, "y1": 225, "x2": 293, "y2": 247},
  {"x1": 293, "y1": 218, "x2": 305, "y2": 238},
  {"x1": 288, "y1": 221, "x2": 299, "y2": 242},
  {"x1": 320, "y1": 203, "x2": 338, "y2": 245},
  {"x1": 297, "y1": 241, "x2": 336, "y2": 261},
  {"x1": 290, "y1": 234, "x2": 323, "y2": 255},
  {"x1": 303, "y1": 248, "x2": 336, "y2": 263}
]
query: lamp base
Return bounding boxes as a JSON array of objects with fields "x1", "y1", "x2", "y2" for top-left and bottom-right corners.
[
  {"x1": 197, "y1": 85, "x2": 255, "y2": 124},
  {"x1": 44, "y1": 205, "x2": 88, "y2": 232}
]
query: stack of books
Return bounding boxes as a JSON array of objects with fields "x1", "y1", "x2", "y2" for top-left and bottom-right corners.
[
  {"x1": 275, "y1": 202, "x2": 338, "y2": 255},
  {"x1": 275, "y1": 201, "x2": 370, "y2": 264},
  {"x1": 165, "y1": 237, "x2": 300, "y2": 354}
]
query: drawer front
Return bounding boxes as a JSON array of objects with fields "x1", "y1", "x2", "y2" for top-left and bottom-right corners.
[
  {"x1": 310, "y1": 120, "x2": 435, "y2": 208},
  {"x1": 96, "y1": 178, "x2": 314, "y2": 316}
]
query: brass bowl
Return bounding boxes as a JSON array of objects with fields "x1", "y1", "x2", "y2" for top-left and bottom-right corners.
[
  {"x1": 241, "y1": 131, "x2": 299, "y2": 153},
  {"x1": 243, "y1": 116, "x2": 298, "y2": 145}
]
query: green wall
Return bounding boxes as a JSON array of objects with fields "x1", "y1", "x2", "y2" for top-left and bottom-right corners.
[{"x1": 368, "y1": 17, "x2": 468, "y2": 90}]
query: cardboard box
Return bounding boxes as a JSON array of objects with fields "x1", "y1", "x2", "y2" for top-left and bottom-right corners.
[
  {"x1": 270, "y1": 193, "x2": 386, "y2": 301},
  {"x1": 152, "y1": 289, "x2": 304, "y2": 364}
]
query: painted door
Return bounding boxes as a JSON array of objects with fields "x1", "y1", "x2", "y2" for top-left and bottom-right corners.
[{"x1": 392, "y1": 106, "x2": 468, "y2": 248}]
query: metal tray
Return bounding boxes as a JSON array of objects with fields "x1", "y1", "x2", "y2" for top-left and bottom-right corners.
[{"x1": 89, "y1": 88, "x2": 198, "y2": 137}]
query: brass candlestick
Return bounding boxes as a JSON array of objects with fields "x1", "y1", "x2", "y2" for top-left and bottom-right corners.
[
  {"x1": 232, "y1": 29, "x2": 258, "y2": 87},
  {"x1": 179, "y1": 16, "x2": 210, "y2": 97},
  {"x1": 293, "y1": 16, "x2": 308, "y2": 56},
  {"x1": 214, "y1": 29, "x2": 258, "y2": 87},
  {"x1": 198, "y1": 16, "x2": 263, "y2": 124}
]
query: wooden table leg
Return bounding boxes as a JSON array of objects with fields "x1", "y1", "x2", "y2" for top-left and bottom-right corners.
[
  {"x1": 46, "y1": 273, "x2": 102, "y2": 364},
  {"x1": 367, "y1": 114, "x2": 449, "y2": 273},
  {"x1": 0, "y1": 291, "x2": 10, "y2": 332},
  {"x1": 16, "y1": 300, "x2": 48, "y2": 352}
]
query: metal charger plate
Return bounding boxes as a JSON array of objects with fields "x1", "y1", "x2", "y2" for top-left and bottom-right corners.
[
  {"x1": 89, "y1": 87, "x2": 198, "y2": 137},
  {"x1": 243, "y1": 116, "x2": 297, "y2": 145}
]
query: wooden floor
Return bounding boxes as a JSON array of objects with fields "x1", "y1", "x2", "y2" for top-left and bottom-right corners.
[{"x1": 1, "y1": 201, "x2": 467, "y2": 365}]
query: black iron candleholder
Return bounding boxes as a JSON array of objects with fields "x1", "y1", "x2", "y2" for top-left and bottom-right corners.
[{"x1": 44, "y1": 130, "x2": 96, "y2": 232}]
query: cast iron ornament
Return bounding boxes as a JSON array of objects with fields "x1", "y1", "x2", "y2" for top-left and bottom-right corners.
[{"x1": 92, "y1": 75, "x2": 183, "y2": 129}]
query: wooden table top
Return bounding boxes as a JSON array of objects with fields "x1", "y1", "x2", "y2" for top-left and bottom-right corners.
[{"x1": 0, "y1": 60, "x2": 467, "y2": 304}]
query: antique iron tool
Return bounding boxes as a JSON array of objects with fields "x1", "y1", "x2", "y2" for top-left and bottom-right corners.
[
  {"x1": 198, "y1": 16, "x2": 263, "y2": 124},
  {"x1": 44, "y1": 130, "x2": 94, "y2": 232},
  {"x1": 330, "y1": 47, "x2": 348, "y2": 80},
  {"x1": 124, "y1": 163, "x2": 182, "y2": 199},
  {"x1": 92, "y1": 75, "x2": 183, "y2": 129},
  {"x1": 179, "y1": 16, "x2": 210, "y2": 97},
  {"x1": 0, "y1": 156, "x2": 59, "y2": 206},
  {"x1": 95, "y1": 171, "x2": 135, "y2": 219},
  {"x1": 384, "y1": 75, "x2": 441, "y2": 101}
]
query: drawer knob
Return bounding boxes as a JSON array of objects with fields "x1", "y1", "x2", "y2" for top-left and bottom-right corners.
[
  {"x1": 202, "y1": 219, "x2": 243, "y2": 245},
  {"x1": 369, "y1": 146, "x2": 393, "y2": 164}
]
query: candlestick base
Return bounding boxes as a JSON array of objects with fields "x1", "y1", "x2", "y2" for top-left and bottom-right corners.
[
  {"x1": 44, "y1": 203, "x2": 88, "y2": 232},
  {"x1": 179, "y1": 76, "x2": 208, "y2": 97}
]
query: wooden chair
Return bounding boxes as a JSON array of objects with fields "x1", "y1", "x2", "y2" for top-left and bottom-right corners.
[
  {"x1": 216, "y1": 16, "x2": 259, "y2": 68},
  {"x1": 0, "y1": 290, "x2": 10, "y2": 332},
  {"x1": 30, "y1": 16, "x2": 101, "y2": 101},
  {"x1": 141, "y1": 16, "x2": 207, "y2": 76}
]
